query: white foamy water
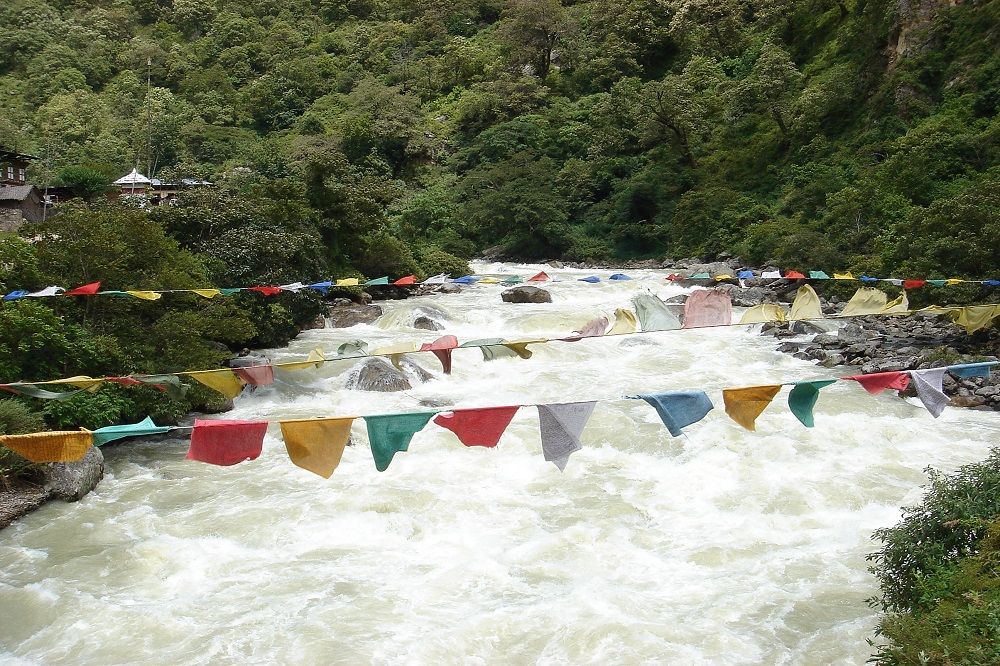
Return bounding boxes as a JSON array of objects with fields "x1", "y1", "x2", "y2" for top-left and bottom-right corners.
[{"x1": 2, "y1": 262, "x2": 997, "y2": 665}]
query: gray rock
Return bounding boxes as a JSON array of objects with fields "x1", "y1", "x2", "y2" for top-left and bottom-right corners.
[
  {"x1": 730, "y1": 286, "x2": 777, "y2": 307},
  {"x1": 413, "y1": 316, "x2": 443, "y2": 331},
  {"x1": 820, "y1": 354, "x2": 846, "y2": 367},
  {"x1": 861, "y1": 356, "x2": 921, "y2": 374},
  {"x1": 501, "y1": 286, "x2": 552, "y2": 303},
  {"x1": 975, "y1": 385, "x2": 1000, "y2": 398},
  {"x1": 327, "y1": 304, "x2": 383, "y2": 328},
  {"x1": 838, "y1": 323, "x2": 878, "y2": 344},
  {"x1": 45, "y1": 446, "x2": 104, "y2": 502},
  {"x1": 789, "y1": 320, "x2": 829, "y2": 335},
  {"x1": 344, "y1": 356, "x2": 433, "y2": 392},
  {"x1": 301, "y1": 314, "x2": 326, "y2": 330}
]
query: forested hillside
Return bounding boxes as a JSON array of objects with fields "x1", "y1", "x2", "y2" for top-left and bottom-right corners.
[{"x1": 2, "y1": 0, "x2": 1000, "y2": 274}]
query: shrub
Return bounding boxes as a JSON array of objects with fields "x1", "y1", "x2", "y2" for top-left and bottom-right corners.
[{"x1": 0, "y1": 399, "x2": 47, "y2": 489}]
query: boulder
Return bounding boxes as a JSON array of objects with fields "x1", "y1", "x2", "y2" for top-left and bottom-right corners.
[
  {"x1": 413, "y1": 315, "x2": 443, "y2": 331},
  {"x1": 301, "y1": 314, "x2": 326, "y2": 330},
  {"x1": 729, "y1": 286, "x2": 777, "y2": 307},
  {"x1": 45, "y1": 446, "x2": 104, "y2": 502},
  {"x1": 345, "y1": 357, "x2": 433, "y2": 392},
  {"x1": 501, "y1": 286, "x2": 552, "y2": 303},
  {"x1": 327, "y1": 303, "x2": 383, "y2": 328}
]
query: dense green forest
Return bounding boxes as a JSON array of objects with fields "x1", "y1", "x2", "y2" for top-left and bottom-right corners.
[{"x1": 1, "y1": 0, "x2": 999, "y2": 275}]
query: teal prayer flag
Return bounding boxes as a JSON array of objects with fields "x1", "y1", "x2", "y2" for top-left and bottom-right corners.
[
  {"x1": 93, "y1": 416, "x2": 173, "y2": 446},
  {"x1": 809, "y1": 271, "x2": 830, "y2": 279},
  {"x1": 927, "y1": 280, "x2": 947, "y2": 287},
  {"x1": 364, "y1": 276, "x2": 390, "y2": 286},
  {"x1": 364, "y1": 412, "x2": 436, "y2": 471},
  {"x1": 787, "y1": 380, "x2": 837, "y2": 427},
  {"x1": 219, "y1": 288, "x2": 242, "y2": 295}
]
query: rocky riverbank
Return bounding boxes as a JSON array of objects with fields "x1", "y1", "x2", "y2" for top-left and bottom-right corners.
[{"x1": 0, "y1": 447, "x2": 105, "y2": 530}]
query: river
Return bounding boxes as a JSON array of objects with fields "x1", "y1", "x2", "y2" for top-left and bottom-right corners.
[{"x1": 1, "y1": 262, "x2": 996, "y2": 665}]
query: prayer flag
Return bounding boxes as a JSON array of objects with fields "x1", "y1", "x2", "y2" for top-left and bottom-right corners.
[
  {"x1": 248, "y1": 286, "x2": 281, "y2": 296},
  {"x1": 909, "y1": 368, "x2": 949, "y2": 418},
  {"x1": 186, "y1": 370, "x2": 245, "y2": 399},
  {"x1": 219, "y1": 288, "x2": 242, "y2": 295},
  {"x1": 335, "y1": 278, "x2": 360, "y2": 287},
  {"x1": 952, "y1": 305, "x2": 1000, "y2": 334},
  {"x1": 629, "y1": 391, "x2": 714, "y2": 437},
  {"x1": 2, "y1": 290, "x2": 29, "y2": 300},
  {"x1": 787, "y1": 379, "x2": 837, "y2": 428},
  {"x1": 789, "y1": 284, "x2": 823, "y2": 320},
  {"x1": 92, "y1": 417, "x2": 172, "y2": 446},
  {"x1": 28, "y1": 286, "x2": 64, "y2": 297},
  {"x1": 784, "y1": 270, "x2": 806, "y2": 279},
  {"x1": 839, "y1": 288, "x2": 887, "y2": 317},
  {"x1": 842, "y1": 371, "x2": 910, "y2": 394},
  {"x1": 307, "y1": 281, "x2": 333, "y2": 293},
  {"x1": 609, "y1": 274, "x2": 631, "y2": 280},
  {"x1": 364, "y1": 412, "x2": 436, "y2": 472},
  {"x1": 191, "y1": 289, "x2": 221, "y2": 298},
  {"x1": 419, "y1": 335, "x2": 459, "y2": 374},
  {"x1": 690, "y1": 272, "x2": 711, "y2": 279},
  {"x1": 280, "y1": 417, "x2": 355, "y2": 478},
  {"x1": 233, "y1": 365, "x2": 274, "y2": 387},
  {"x1": 880, "y1": 291, "x2": 909, "y2": 314},
  {"x1": 536, "y1": 401, "x2": 595, "y2": 471},
  {"x1": 434, "y1": 406, "x2": 520, "y2": 448},
  {"x1": 364, "y1": 277, "x2": 390, "y2": 286},
  {"x1": 64, "y1": 282, "x2": 101, "y2": 296},
  {"x1": 579, "y1": 276, "x2": 600, "y2": 283},
  {"x1": 0, "y1": 429, "x2": 92, "y2": 463},
  {"x1": 393, "y1": 275, "x2": 417, "y2": 285},
  {"x1": 761, "y1": 271, "x2": 781, "y2": 279},
  {"x1": 277, "y1": 348, "x2": 326, "y2": 371},
  {"x1": 422, "y1": 273, "x2": 450, "y2": 284},
  {"x1": 633, "y1": 293, "x2": 683, "y2": 331},
  {"x1": 927, "y1": 280, "x2": 947, "y2": 287},
  {"x1": 737, "y1": 270, "x2": 756, "y2": 279},
  {"x1": 186, "y1": 419, "x2": 267, "y2": 466},
  {"x1": 833, "y1": 272, "x2": 855, "y2": 280},
  {"x1": 739, "y1": 304, "x2": 787, "y2": 324},
  {"x1": 904, "y1": 280, "x2": 927, "y2": 290},
  {"x1": 528, "y1": 271, "x2": 549, "y2": 282},
  {"x1": 682, "y1": 289, "x2": 732, "y2": 328},
  {"x1": 451, "y1": 275, "x2": 480, "y2": 284},
  {"x1": 280, "y1": 282, "x2": 307, "y2": 292},
  {"x1": 126, "y1": 291, "x2": 162, "y2": 300},
  {"x1": 564, "y1": 316, "x2": 608, "y2": 341},
  {"x1": 723, "y1": 385, "x2": 782, "y2": 431},
  {"x1": 607, "y1": 309, "x2": 637, "y2": 335},
  {"x1": 948, "y1": 362, "x2": 997, "y2": 378},
  {"x1": 809, "y1": 271, "x2": 830, "y2": 279}
]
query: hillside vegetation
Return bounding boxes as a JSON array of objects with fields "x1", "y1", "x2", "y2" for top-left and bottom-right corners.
[{"x1": 1, "y1": 0, "x2": 998, "y2": 275}]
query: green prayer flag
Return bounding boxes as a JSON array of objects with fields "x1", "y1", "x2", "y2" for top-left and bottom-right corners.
[
  {"x1": 460, "y1": 338, "x2": 521, "y2": 361},
  {"x1": 788, "y1": 380, "x2": 837, "y2": 427},
  {"x1": 690, "y1": 272, "x2": 711, "y2": 279},
  {"x1": 2, "y1": 383, "x2": 91, "y2": 400},
  {"x1": 364, "y1": 276, "x2": 390, "y2": 286},
  {"x1": 364, "y1": 412, "x2": 436, "y2": 472},
  {"x1": 219, "y1": 288, "x2": 242, "y2": 295},
  {"x1": 809, "y1": 271, "x2": 830, "y2": 279},
  {"x1": 92, "y1": 416, "x2": 173, "y2": 446},
  {"x1": 927, "y1": 280, "x2": 947, "y2": 287},
  {"x1": 137, "y1": 374, "x2": 187, "y2": 399}
]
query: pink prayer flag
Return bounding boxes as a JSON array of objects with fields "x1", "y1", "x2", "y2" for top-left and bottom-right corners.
[
  {"x1": 248, "y1": 286, "x2": 282, "y2": 296},
  {"x1": 842, "y1": 371, "x2": 910, "y2": 394},
  {"x1": 682, "y1": 289, "x2": 732, "y2": 328},
  {"x1": 186, "y1": 419, "x2": 268, "y2": 466},
  {"x1": 433, "y1": 406, "x2": 520, "y2": 447},
  {"x1": 420, "y1": 335, "x2": 459, "y2": 374},
  {"x1": 233, "y1": 365, "x2": 274, "y2": 386},
  {"x1": 64, "y1": 282, "x2": 102, "y2": 296},
  {"x1": 528, "y1": 271, "x2": 549, "y2": 282},
  {"x1": 393, "y1": 275, "x2": 417, "y2": 285},
  {"x1": 107, "y1": 376, "x2": 141, "y2": 387}
]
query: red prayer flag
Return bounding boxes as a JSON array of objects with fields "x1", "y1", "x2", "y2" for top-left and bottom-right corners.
[
  {"x1": 248, "y1": 286, "x2": 282, "y2": 296},
  {"x1": 64, "y1": 282, "x2": 102, "y2": 296},
  {"x1": 233, "y1": 365, "x2": 274, "y2": 386},
  {"x1": 842, "y1": 371, "x2": 910, "y2": 394},
  {"x1": 666, "y1": 274, "x2": 683, "y2": 281},
  {"x1": 433, "y1": 406, "x2": 520, "y2": 447},
  {"x1": 393, "y1": 275, "x2": 417, "y2": 285},
  {"x1": 419, "y1": 335, "x2": 459, "y2": 374},
  {"x1": 107, "y1": 376, "x2": 142, "y2": 387},
  {"x1": 784, "y1": 270, "x2": 806, "y2": 279},
  {"x1": 528, "y1": 271, "x2": 549, "y2": 282},
  {"x1": 186, "y1": 419, "x2": 268, "y2": 466},
  {"x1": 904, "y1": 280, "x2": 927, "y2": 290}
]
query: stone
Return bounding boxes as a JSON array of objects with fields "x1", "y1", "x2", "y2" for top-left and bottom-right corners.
[
  {"x1": 501, "y1": 286, "x2": 552, "y2": 303},
  {"x1": 344, "y1": 356, "x2": 433, "y2": 392},
  {"x1": 45, "y1": 446, "x2": 104, "y2": 502},
  {"x1": 327, "y1": 304, "x2": 383, "y2": 328},
  {"x1": 301, "y1": 314, "x2": 326, "y2": 330},
  {"x1": 413, "y1": 316, "x2": 443, "y2": 331},
  {"x1": 730, "y1": 286, "x2": 777, "y2": 307}
]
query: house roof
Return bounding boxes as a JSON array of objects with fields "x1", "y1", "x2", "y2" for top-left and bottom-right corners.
[
  {"x1": 113, "y1": 168, "x2": 152, "y2": 186},
  {"x1": 0, "y1": 185, "x2": 39, "y2": 202},
  {"x1": 0, "y1": 148, "x2": 39, "y2": 163}
]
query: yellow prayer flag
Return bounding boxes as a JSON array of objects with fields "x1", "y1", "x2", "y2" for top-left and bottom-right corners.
[
  {"x1": 945, "y1": 279, "x2": 965, "y2": 286},
  {"x1": 46, "y1": 375, "x2": 103, "y2": 391},
  {"x1": 185, "y1": 369, "x2": 245, "y2": 399},
  {"x1": 335, "y1": 278, "x2": 360, "y2": 287},
  {"x1": 839, "y1": 288, "x2": 887, "y2": 317},
  {"x1": 879, "y1": 291, "x2": 909, "y2": 314},
  {"x1": 723, "y1": 385, "x2": 782, "y2": 431},
  {"x1": 277, "y1": 348, "x2": 326, "y2": 371},
  {"x1": 833, "y1": 272, "x2": 855, "y2": 280},
  {"x1": 607, "y1": 309, "x2": 637, "y2": 335},
  {"x1": 738, "y1": 304, "x2": 787, "y2": 324},
  {"x1": 279, "y1": 417, "x2": 356, "y2": 478},
  {"x1": 953, "y1": 305, "x2": 1000, "y2": 334},
  {"x1": 502, "y1": 339, "x2": 545, "y2": 359},
  {"x1": 714, "y1": 274, "x2": 733, "y2": 281},
  {"x1": 478, "y1": 277, "x2": 500, "y2": 284},
  {"x1": 789, "y1": 284, "x2": 823, "y2": 320},
  {"x1": 0, "y1": 429, "x2": 93, "y2": 463},
  {"x1": 126, "y1": 291, "x2": 162, "y2": 300},
  {"x1": 191, "y1": 289, "x2": 221, "y2": 299}
]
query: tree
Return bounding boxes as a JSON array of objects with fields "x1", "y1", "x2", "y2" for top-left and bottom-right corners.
[
  {"x1": 730, "y1": 41, "x2": 804, "y2": 140},
  {"x1": 498, "y1": 0, "x2": 573, "y2": 79}
]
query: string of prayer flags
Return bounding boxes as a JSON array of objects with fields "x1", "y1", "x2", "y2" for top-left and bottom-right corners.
[
  {"x1": 628, "y1": 391, "x2": 714, "y2": 437},
  {"x1": 186, "y1": 369, "x2": 245, "y2": 399},
  {"x1": 186, "y1": 419, "x2": 267, "y2": 466},
  {"x1": 92, "y1": 416, "x2": 172, "y2": 446},
  {"x1": 789, "y1": 285, "x2": 823, "y2": 321},
  {"x1": 433, "y1": 406, "x2": 521, "y2": 448},
  {"x1": 842, "y1": 371, "x2": 910, "y2": 394},
  {"x1": 279, "y1": 417, "x2": 355, "y2": 478},
  {"x1": 64, "y1": 282, "x2": 101, "y2": 296},
  {"x1": 723, "y1": 385, "x2": 783, "y2": 431},
  {"x1": 948, "y1": 362, "x2": 998, "y2": 378},
  {"x1": 537, "y1": 401, "x2": 596, "y2": 471},
  {"x1": 419, "y1": 335, "x2": 459, "y2": 374},
  {"x1": 0, "y1": 429, "x2": 92, "y2": 463},
  {"x1": 682, "y1": 289, "x2": 732, "y2": 329},
  {"x1": 364, "y1": 411, "x2": 437, "y2": 472},
  {"x1": 909, "y1": 368, "x2": 950, "y2": 418},
  {"x1": 233, "y1": 365, "x2": 275, "y2": 387},
  {"x1": 787, "y1": 380, "x2": 837, "y2": 427}
]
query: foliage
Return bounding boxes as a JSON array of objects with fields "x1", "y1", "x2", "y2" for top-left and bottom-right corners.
[
  {"x1": 868, "y1": 450, "x2": 1000, "y2": 665},
  {"x1": 0, "y1": 399, "x2": 47, "y2": 489}
]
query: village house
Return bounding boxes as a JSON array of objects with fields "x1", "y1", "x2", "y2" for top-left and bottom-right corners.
[
  {"x1": 111, "y1": 167, "x2": 212, "y2": 206},
  {"x1": 0, "y1": 148, "x2": 45, "y2": 231}
]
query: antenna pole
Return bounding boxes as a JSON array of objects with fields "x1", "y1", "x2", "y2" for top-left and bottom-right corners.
[{"x1": 146, "y1": 57, "x2": 152, "y2": 178}]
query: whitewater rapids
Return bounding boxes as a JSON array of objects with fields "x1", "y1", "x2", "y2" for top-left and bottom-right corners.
[{"x1": 1, "y1": 262, "x2": 996, "y2": 665}]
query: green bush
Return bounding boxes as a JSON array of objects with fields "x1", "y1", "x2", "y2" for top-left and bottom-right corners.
[
  {"x1": 415, "y1": 247, "x2": 471, "y2": 279},
  {"x1": 0, "y1": 399, "x2": 47, "y2": 489}
]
